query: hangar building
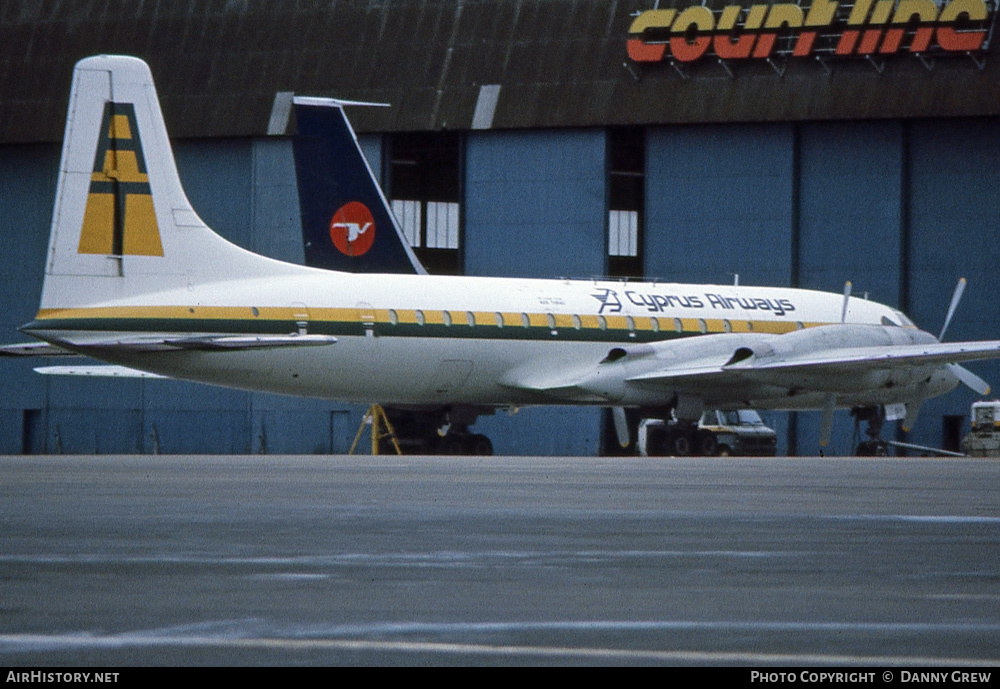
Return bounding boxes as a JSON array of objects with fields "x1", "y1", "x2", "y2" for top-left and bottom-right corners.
[{"x1": 1, "y1": 0, "x2": 998, "y2": 455}]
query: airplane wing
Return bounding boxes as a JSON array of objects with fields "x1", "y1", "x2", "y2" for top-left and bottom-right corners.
[{"x1": 628, "y1": 340, "x2": 1000, "y2": 386}]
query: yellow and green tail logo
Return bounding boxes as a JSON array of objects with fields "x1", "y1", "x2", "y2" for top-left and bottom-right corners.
[{"x1": 78, "y1": 102, "x2": 163, "y2": 256}]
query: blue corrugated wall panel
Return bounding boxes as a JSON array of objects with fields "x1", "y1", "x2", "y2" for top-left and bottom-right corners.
[
  {"x1": 645, "y1": 124, "x2": 794, "y2": 287},
  {"x1": 0, "y1": 144, "x2": 58, "y2": 421},
  {"x1": 798, "y1": 121, "x2": 903, "y2": 300},
  {"x1": 465, "y1": 129, "x2": 606, "y2": 279},
  {"x1": 250, "y1": 139, "x2": 306, "y2": 264},
  {"x1": 175, "y1": 139, "x2": 254, "y2": 249},
  {"x1": 45, "y1": 409, "x2": 143, "y2": 454},
  {"x1": 473, "y1": 407, "x2": 603, "y2": 457},
  {"x1": 358, "y1": 135, "x2": 384, "y2": 185}
]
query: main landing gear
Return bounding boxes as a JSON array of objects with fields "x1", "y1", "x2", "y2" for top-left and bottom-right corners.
[
  {"x1": 852, "y1": 406, "x2": 889, "y2": 456},
  {"x1": 434, "y1": 428, "x2": 494, "y2": 456},
  {"x1": 386, "y1": 406, "x2": 495, "y2": 456}
]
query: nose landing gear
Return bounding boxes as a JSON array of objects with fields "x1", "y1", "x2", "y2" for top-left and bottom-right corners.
[{"x1": 852, "y1": 406, "x2": 889, "y2": 456}]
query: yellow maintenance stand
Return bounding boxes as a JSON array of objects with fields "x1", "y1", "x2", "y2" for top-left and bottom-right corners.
[{"x1": 349, "y1": 404, "x2": 403, "y2": 455}]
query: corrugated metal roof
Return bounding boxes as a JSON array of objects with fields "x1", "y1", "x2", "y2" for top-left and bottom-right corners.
[{"x1": 1, "y1": 0, "x2": 997, "y2": 143}]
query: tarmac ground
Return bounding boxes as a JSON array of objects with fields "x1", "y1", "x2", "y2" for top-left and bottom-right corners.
[{"x1": 1, "y1": 454, "x2": 998, "y2": 666}]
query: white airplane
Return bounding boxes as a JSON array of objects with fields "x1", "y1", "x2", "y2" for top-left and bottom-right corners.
[{"x1": 4, "y1": 54, "x2": 1000, "y2": 456}]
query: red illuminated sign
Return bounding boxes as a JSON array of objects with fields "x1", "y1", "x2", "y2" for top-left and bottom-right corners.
[{"x1": 627, "y1": 0, "x2": 994, "y2": 65}]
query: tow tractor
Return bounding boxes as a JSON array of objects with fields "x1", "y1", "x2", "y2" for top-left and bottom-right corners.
[
  {"x1": 638, "y1": 410, "x2": 778, "y2": 457},
  {"x1": 961, "y1": 400, "x2": 1000, "y2": 457}
]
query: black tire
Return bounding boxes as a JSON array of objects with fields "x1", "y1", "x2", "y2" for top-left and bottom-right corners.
[
  {"x1": 856, "y1": 440, "x2": 889, "y2": 456},
  {"x1": 465, "y1": 433, "x2": 493, "y2": 456},
  {"x1": 441, "y1": 435, "x2": 466, "y2": 455},
  {"x1": 666, "y1": 432, "x2": 692, "y2": 457},
  {"x1": 697, "y1": 433, "x2": 718, "y2": 456}
]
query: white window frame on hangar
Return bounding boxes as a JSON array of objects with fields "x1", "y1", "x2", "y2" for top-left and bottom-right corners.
[{"x1": 1, "y1": 0, "x2": 998, "y2": 456}]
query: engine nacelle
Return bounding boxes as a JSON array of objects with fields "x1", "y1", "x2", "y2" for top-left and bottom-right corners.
[{"x1": 724, "y1": 324, "x2": 938, "y2": 368}]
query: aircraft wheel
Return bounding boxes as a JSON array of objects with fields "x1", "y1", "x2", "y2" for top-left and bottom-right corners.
[
  {"x1": 856, "y1": 440, "x2": 888, "y2": 457},
  {"x1": 441, "y1": 435, "x2": 466, "y2": 455},
  {"x1": 465, "y1": 433, "x2": 493, "y2": 456},
  {"x1": 697, "y1": 433, "x2": 718, "y2": 457}
]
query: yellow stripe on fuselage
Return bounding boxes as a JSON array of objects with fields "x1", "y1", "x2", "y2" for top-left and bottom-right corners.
[{"x1": 33, "y1": 305, "x2": 822, "y2": 336}]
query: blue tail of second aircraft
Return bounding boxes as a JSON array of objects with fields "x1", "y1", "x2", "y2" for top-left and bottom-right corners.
[{"x1": 292, "y1": 98, "x2": 426, "y2": 275}]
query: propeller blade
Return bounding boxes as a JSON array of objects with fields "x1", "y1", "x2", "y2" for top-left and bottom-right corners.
[
  {"x1": 901, "y1": 381, "x2": 930, "y2": 432},
  {"x1": 939, "y1": 277, "x2": 967, "y2": 341},
  {"x1": 948, "y1": 363, "x2": 991, "y2": 396},
  {"x1": 611, "y1": 406, "x2": 630, "y2": 448},
  {"x1": 902, "y1": 398, "x2": 924, "y2": 433},
  {"x1": 819, "y1": 394, "x2": 836, "y2": 447},
  {"x1": 841, "y1": 281, "x2": 852, "y2": 324}
]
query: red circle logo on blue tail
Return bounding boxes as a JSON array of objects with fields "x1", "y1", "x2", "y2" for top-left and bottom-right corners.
[{"x1": 329, "y1": 202, "x2": 375, "y2": 257}]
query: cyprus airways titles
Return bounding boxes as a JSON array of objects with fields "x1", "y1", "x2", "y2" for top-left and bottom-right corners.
[{"x1": 594, "y1": 287, "x2": 796, "y2": 316}]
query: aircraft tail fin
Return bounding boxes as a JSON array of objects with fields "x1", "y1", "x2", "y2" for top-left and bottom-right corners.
[
  {"x1": 40, "y1": 55, "x2": 293, "y2": 310},
  {"x1": 292, "y1": 98, "x2": 426, "y2": 275}
]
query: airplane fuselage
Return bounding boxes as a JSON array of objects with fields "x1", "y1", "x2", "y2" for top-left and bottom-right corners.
[{"x1": 24, "y1": 269, "x2": 958, "y2": 412}]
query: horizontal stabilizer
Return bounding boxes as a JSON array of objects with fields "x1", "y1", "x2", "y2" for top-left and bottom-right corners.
[
  {"x1": 35, "y1": 365, "x2": 165, "y2": 378},
  {"x1": 154, "y1": 334, "x2": 338, "y2": 351},
  {"x1": 72, "y1": 334, "x2": 338, "y2": 353},
  {"x1": 0, "y1": 342, "x2": 77, "y2": 357}
]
